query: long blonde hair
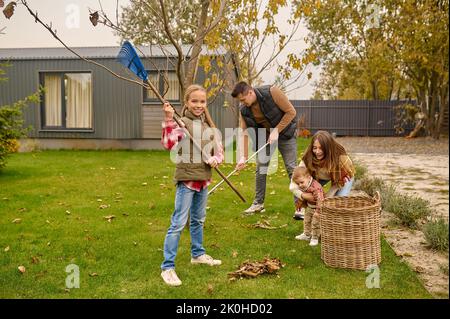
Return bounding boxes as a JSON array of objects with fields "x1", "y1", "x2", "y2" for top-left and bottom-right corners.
[{"x1": 181, "y1": 84, "x2": 216, "y2": 129}]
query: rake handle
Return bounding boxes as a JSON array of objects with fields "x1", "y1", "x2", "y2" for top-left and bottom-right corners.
[
  {"x1": 148, "y1": 79, "x2": 246, "y2": 203},
  {"x1": 208, "y1": 142, "x2": 270, "y2": 196},
  {"x1": 170, "y1": 115, "x2": 246, "y2": 203}
]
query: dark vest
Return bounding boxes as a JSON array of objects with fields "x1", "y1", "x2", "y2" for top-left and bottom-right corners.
[
  {"x1": 240, "y1": 85, "x2": 297, "y2": 148},
  {"x1": 174, "y1": 111, "x2": 214, "y2": 182}
]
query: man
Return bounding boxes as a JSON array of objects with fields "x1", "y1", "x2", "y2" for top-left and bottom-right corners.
[{"x1": 232, "y1": 81, "x2": 302, "y2": 218}]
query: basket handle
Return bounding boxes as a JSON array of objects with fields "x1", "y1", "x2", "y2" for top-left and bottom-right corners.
[{"x1": 373, "y1": 191, "x2": 381, "y2": 204}]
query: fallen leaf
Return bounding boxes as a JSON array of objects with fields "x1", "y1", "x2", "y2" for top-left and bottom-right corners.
[
  {"x1": 4, "y1": 246, "x2": 10, "y2": 252},
  {"x1": 18, "y1": 207, "x2": 27, "y2": 212},
  {"x1": 97, "y1": 199, "x2": 103, "y2": 202},
  {"x1": 232, "y1": 251, "x2": 238, "y2": 258},
  {"x1": 142, "y1": 182, "x2": 148, "y2": 186},
  {"x1": 103, "y1": 215, "x2": 115, "y2": 222},
  {"x1": 270, "y1": 190, "x2": 276, "y2": 195},
  {"x1": 99, "y1": 204, "x2": 109, "y2": 209},
  {"x1": 31, "y1": 256, "x2": 40, "y2": 264},
  {"x1": 207, "y1": 284, "x2": 214, "y2": 295},
  {"x1": 18, "y1": 265, "x2": 26, "y2": 274},
  {"x1": 248, "y1": 220, "x2": 287, "y2": 230},
  {"x1": 3, "y1": 1, "x2": 16, "y2": 19},
  {"x1": 12, "y1": 218, "x2": 22, "y2": 224},
  {"x1": 89, "y1": 272, "x2": 98, "y2": 277},
  {"x1": 65, "y1": 210, "x2": 71, "y2": 215}
]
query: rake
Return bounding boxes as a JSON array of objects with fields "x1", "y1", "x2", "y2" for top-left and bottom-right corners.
[
  {"x1": 117, "y1": 41, "x2": 246, "y2": 203},
  {"x1": 208, "y1": 142, "x2": 270, "y2": 196}
]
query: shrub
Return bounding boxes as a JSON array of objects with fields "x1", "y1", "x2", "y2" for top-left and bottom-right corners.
[
  {"x1": 354, "y1": 175, "x2": 397, "y2": 210},
  {"x1": 379, "y1": 184, "x2": 397, "y2": 211},
  {"x1": 386, "y1": 193, "x2": 432, "y2": 228},
  {"x1": 353, "y1": 162, "x2": 368, "y2": 180},
  {"x1": 423, "y1": 218, "x2": 449, "y2": 251},
  {"x1": 0, "y1": 92, "x2": 40, "y2": 169},
  {"x1": 439, "y1": 264, "x2": 449, "y2": 276},
  {"x1": 298, "y1": 129, "x2": 312, "y2": 138},
  {"x1": 393, "y1": 103, "x2": 422, "y2": 136},
  {"x1": 354, "y1": 176, "x2": 386, "y2": 197}
]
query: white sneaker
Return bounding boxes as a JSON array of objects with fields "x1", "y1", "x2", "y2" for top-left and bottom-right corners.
[
  {"x1": 309, "y1": 238, "x2": 319, "y2": 246},
  {"x1": 295, "y1": 232, "x2": 311, "y2": 241},
  {"x1": 243, "y1": 203, "x2": 265, "y2": 215},
  {"x1": 191, "y1": 254, "x2": 222, "y2": 266},
  {"x1": 161, "y1": 269, "x2": 182, "y2": 286}
]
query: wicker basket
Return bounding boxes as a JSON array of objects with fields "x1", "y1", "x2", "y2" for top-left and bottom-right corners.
[{"x1": 320, "y1": 192, "x2": 381, "y2": 270}]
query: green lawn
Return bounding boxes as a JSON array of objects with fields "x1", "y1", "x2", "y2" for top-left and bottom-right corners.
[{"x1": 0, "y1": 142, "x2": 431, "y2": 298}]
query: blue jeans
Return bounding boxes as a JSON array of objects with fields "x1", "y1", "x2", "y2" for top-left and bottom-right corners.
[
  {"x1": 254, "y1": 136, "x2": 298, "y2": 205},
  {"x1": 319, "y1": 178, "x2": 354, "y2": 196},
  {"x1": 161, "y1": 182, "x2": 208, "y2": 270}
]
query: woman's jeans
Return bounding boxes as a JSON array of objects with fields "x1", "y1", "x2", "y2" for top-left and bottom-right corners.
[{"x1": 161, "y1": 182, "x2": 208, "y2": 270}]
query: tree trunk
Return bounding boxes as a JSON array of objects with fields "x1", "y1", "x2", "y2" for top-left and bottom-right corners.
[
  {"x1": 428, "y1": 72, "x2": 438, "y2": 138},
  {"x1": 185, "y1": 0, "x2": 210, "y2": 89},
  {"x1": 371, "y1": 80, "x2": 378, "y2": 100},
  {"x1": 434, "y1": 80, "x2": 449, "y2": 139}
]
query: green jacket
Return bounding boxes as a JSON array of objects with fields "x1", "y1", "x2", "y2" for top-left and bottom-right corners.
[{"x1": 174, "y1": 110, "x2": 215, "y2": 182}]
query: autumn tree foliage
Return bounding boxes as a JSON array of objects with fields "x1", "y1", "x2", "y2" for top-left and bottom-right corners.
[{"x1": 304, "y1": 0, "x2": 448, "y2": 138}]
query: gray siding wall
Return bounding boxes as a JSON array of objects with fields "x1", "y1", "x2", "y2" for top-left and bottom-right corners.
[
  {"x1": 0, "y1": 57, "x2": 239, "y2": 140},
  {"x1": 0, "y1": 58, "x2": 142, "y2": 139},
  {"x1": 292, "y1": 100, "x2": 415, "y2": 136}
]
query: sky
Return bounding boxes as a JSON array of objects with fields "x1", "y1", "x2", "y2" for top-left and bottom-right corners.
[{"x1": 0, "y1": 0, "x2": 318, "y2": 99}]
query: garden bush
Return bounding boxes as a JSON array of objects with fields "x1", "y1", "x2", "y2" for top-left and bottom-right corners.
[
  {"x1": 386, "y1": 193, "x2": 432, "y2": 228},
  {"x1": 423, "y1": 218, "x2": 449, "y2": 251}
]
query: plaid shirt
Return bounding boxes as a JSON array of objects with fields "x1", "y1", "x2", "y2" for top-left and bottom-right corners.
[
  {"x1": 161, "y1": 119, "x2": 224, "y2": 191},
  {"x1": 305, "y1": 177, "x2": 325, "y2": 204}
]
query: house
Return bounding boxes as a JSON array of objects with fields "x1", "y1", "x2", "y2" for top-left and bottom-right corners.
[{"x1": 0, "y1": 46, "x2": 239, "y2": 150}]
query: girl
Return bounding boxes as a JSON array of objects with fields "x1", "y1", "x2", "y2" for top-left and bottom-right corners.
[
  {"x1": 160, "y1": 84, "x2": 223, "y2": 287},
  {"x1": 290, "y1": 130, "x2": 355, "y2": 221}
]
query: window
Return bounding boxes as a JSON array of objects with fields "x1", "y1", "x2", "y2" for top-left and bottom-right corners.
[
  {"x1": 40, "y1": 72, "x2": 92, "y2": 130},
  {"x1": 143, "y1": 71, "x2": 180, "y2": 103}
]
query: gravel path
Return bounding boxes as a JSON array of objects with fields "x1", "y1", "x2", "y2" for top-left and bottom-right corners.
[
  {"x1": 336, "y1": 136, "x2": 449, "y2": 156},
  {"x1": 336, "y1": 136, "x2": 449, "y2": 298}
]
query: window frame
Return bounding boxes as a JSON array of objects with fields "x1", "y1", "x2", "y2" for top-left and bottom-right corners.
[
  {"x1": 39, "y1": 71, "x2": 94, "y2": 132},
  {"x1": 142, "y1": 70, "x2": 180, "y2": 104}
]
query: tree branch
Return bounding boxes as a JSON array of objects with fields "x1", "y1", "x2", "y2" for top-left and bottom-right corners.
[
  {"x1": 20, "y1": 0, "x2": 150, "y2": 91},
  {"x1": 158, "y1": 0, "x2": 185, "y2": 93}
]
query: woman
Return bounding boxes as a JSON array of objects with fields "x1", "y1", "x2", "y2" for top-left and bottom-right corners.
[{"x1": 290, "y1": 130, "x2": 355, "y2": 220}]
